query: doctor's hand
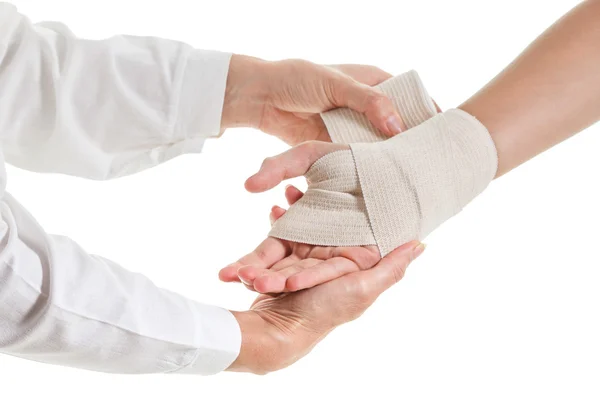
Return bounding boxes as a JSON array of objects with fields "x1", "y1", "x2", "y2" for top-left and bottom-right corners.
[
  {"x1": 227, "y1": 240, "x2": 422, "y2": 374},
  {"x1": 220, "y1": 55, "x2": 407, "y2": 145}
]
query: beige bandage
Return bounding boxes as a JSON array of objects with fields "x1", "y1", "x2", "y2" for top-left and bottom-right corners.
[
  {"x1": 322, "y1": 70, "x2": 437, "y2": 143},
  {"x1": 269, "y1": 73, "x2": 498, "y2": 256}
]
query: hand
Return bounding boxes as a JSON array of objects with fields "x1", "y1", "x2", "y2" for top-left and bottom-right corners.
[
  {"x1": 220, "y1": 141, "x2": 418, "y2": 293},
  {"x1": 220, "y1": 55, "x2": 407, "y2": 145},
  {"x1": 219, "y1": 141, "x2": 383, "y2": 293},
  {"x1": 227, "y1": 237, "x2": 424, "y2": 374}
]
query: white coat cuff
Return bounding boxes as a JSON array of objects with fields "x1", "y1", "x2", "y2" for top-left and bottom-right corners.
[
  {"x1": 175, "y1": 306, "x2": 241, "y2": 375},
  {"x1": 174, "y1": 49, "x2": 232, "y2": 141}
]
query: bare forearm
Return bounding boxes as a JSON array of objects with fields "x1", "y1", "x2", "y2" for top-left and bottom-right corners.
[{"x1": 460, "y1": 0, "x2": 600, "y2": 177}]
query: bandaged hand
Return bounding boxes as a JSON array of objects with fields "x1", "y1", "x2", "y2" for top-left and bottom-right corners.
[
  {"x1": 220, "y1": 72, "x2": 447, "y2": 293},
  {"x1": 269, "y1": 106, "x2": 498, "y2": 253}
]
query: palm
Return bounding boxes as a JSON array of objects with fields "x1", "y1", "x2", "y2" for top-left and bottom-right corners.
[
  {"x1": 219, "y1": 185, "x2": 381, "y2": 293},
  {"x1": 249, "y1": 257, "x2": 382, "y2": 328},
  {"x1": 258, "y1": 105, "x2": 330, "y2": 146},
  {"x1": 237, "y1": 243, "x2": 416, "y2": 373},
  {"x1": 220, "y1": 236, "x2": 380, "y2": 293}
]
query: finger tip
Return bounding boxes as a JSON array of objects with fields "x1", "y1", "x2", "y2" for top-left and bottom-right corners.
[
  {"x1": 218, "y1": 270, "x2": 229, "y2": 282},
  {"x1": 244, "y1": 177, "x2": 259, "y2": 193},
  {"x1": 272, "y1": 206, "x2": 286, "y2": 216},
  {"x1": 218, "y1": 266, "x2": 238, "y2": 282},
  {"x1": 237, "y1": 266, "x2": 256, "y2": 281},
  {"x1": 257, "y1": 275, "x2": 286, "y2": 294},
  {"x1": 398, "y1": 240, "x2": 421, "y2": 252},
  {"x1": 285, "y1": 185, "x2": 300, "y2": 196},
  {"x1": 383, "y1": 114, "x2": 407, "y2": 136},
  {"x1": 253, "y1": 277, "x2": 272, "y2": 294}
]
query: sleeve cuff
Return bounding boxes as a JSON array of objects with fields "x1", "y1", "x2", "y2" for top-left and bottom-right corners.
[
  {"x1": 174, "y1": 49, "x2": 232, "y2": 141},
  {"x1": 176, "y1": 305, "x2": 241, "y2": 376}
]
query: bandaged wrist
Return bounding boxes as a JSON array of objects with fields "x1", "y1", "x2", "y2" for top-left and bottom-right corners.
[
  {"x1": 269, "y1": 108, "x2": 498, "y2": 256},
  {"x1": 322, "y1": 70, "x2": 437, "y2": 143}
]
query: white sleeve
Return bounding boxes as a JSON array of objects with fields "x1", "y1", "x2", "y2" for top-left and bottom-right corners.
[
  {"x1": 0, "y1": 152, "x2": 241, "y2": 374},
  {"x1": 0, "y1": 2, "x2": 231, "y2": 180}
]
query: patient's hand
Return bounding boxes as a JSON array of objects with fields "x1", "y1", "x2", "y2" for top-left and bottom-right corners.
[
  {"x1": 219, "y1": 141, "x2": 381, "y2": 293},
  {"x1": 219, "y1": 184, "x2": 402, "y2": 293},
  {"x1": 220, "y1": 141, "x2": 426, "y2": 293}
]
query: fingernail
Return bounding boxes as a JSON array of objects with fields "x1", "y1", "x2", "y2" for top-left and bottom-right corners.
[
  {"x1": 240, "y1": 277, "x2": 251, "y2": 286},
  {"x1": 386, "y1": 115, "x2": 404, "y2": 134},
  {"x1": 412, "y1": 243, "x2": 426, "y2": 260}
]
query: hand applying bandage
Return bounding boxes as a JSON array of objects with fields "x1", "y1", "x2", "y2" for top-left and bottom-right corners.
[{"x1": 220, "y1": 72, "x2": 469, "y2": 293}]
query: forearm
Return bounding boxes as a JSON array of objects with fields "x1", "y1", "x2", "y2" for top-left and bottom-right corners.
[
  {"x1": 0, "y1": 3, "x2": 230, "y2": 180},
  {"x1": 460, "y1": 0, "x2": 600, "y2": 178},
  {"x1": 0, "y1": 186, "x2": 240, "y2": 374}
]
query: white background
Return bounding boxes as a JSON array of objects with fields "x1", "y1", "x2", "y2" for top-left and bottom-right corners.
[{"x1": 2, "y1": 0, "x2": 599, "y2": 399}]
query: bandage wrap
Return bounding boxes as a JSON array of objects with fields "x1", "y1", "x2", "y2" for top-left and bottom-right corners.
[
  {"x1": 322, "y1": 70, "x2": 438, "y2": 143},
  {"x1": 269, "y1": 72, "x2": 498, "y2": 256}
]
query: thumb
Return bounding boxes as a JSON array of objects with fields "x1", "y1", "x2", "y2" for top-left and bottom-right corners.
[
  {"x1": 329, "y1": 78, "x2": 407, "y2": 137},
  {"x1": 245, "y1": 142, "x2": 348, "y2": 193},
  {"x1": 361, "y1": 241, "x2": 426, "y2": 297}
]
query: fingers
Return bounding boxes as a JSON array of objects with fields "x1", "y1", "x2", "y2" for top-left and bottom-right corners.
[
  {"x1": 327, "y1": 74, "x2": 407, "y2": 137},
  {"x1": 284, "y1": 185, "x2": 304, "y2": 205},
  {"x1": 269, "y1": 186, "x2": 303, "y2": 224},
  {"x1": 218, "y1": 264, "x2": 243, "y2": 283},
  {"x1": 285, "y1": 257, "x2": 360, "y2": 292},
  {"x1": 269, "y1": 205, "x2": 286, "y2": 225},
  {"x1": 360, "y1": 241, "x2": 426, "y2": 297},
  {"x1": 219, "y1": 237, "x2": 289, "y2": 283},
  {"x1": 245, "y1": 142, "x2": 348, "y2": 193},
  {"x1": 252, "y1": 258, "x2": 322, "y2": 293}
]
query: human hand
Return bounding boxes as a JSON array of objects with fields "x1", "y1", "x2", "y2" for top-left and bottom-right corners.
[
  {"x1": 218, "y1": 141, "x2": 386, "y2": 293},
  {"x1": 219, "y1": 140, "x2": 425, "y2": 293},
  {"x1": 226, "y1": 238, "x2": 424, "y2": 374},
  {"x1": 220, "y1": 55, "x2": 407, "y2": 145}
]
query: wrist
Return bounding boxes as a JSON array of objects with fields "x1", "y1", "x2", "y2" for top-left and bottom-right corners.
[
  {"x1": 221, "y1": 54, "x2": 271, "y2": 131},
  {"x1": 227, "y1": 309, "x2": 326, "y2": 374},
  {"x1": 226, "y1": 310, "x2": 280, "y2": 374}
]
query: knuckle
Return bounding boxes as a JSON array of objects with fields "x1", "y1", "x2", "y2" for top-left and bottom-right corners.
[
  {"x1": 355, "y1": 279, "x2": 374, "y2": 304},
  {"x1": 261, "y1": 156, "x2": 275, "y2": 168},
  {"x1": 392, "y1": 266, "x2": 406, "y2": 284},
  {"x1": 256, "y1": 248, "x2": 270, "y2": 262},
  {"x1": 299, "y1": 140, "x2": 319, "y2": 157},
  {"x1": 364, "y1": 92, "x2": 387, "y2": 112},
  {"x1": 325, "y1": 76, "x2": 347, "y2": 105}
]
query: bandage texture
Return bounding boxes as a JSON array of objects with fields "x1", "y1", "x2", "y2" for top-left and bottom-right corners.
[
  {"x1": 267, "y1": 71, "x2": 437, "y2": 247},
  {"x1": 322, "y1": 70, "x2": 437, "y2": 143},
  {"x1": 269, "y1": 73, "x2": 498, "y2": 256}
]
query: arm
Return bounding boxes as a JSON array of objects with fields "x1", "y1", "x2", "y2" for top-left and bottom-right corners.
[
  {"x1": 460, "y1": 0, "x2": 600, "y2": 177},
  {"x1": 0, "y1": 152, "x2": 421, "y2": 373},
  {"x1": 229, "y1": 0, "x2": 600, "y2": 293},
  {"x1": 0, "y1": 158, "x2": 240, "y2": 374},
  {"x1": 0, "y1": 3, "x2": 230, "y2": 180},
  {"x1": 0, "y1": 3, "x2": 414, "y2": 373},
  {"x1": 0, "y1": 3, "x2": 403, "y2": 180}
]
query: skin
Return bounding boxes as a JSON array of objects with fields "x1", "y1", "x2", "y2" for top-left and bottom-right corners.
[
  {"x1": 216, "y1": 56, "x2": 422, "y2": 373},
  {"x1": 227, "y1": 203, "x2": 425, "y2": 374},
  {"x1": 220, "y1": 55, "x2": 408, "y2": 144},
  {"x1": 220, "y1": 0, "x2": 600, "y2": 295}
]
